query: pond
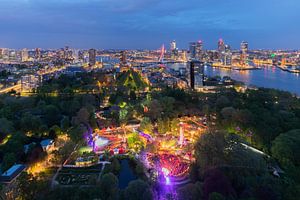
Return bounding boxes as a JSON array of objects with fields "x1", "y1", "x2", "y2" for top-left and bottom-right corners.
[{"x1": 118, "y1": 159, "x2": 137, "y2": 189}]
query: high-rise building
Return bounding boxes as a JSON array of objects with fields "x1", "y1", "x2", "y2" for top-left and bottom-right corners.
[
  {"x1": 190, "y1": 61, "x2": 204, "y2": 90},
  {"x1": 189, "y1": 41, "x2": 203, "y2": 60},
  {"x1": 35, "y1": 48, "x2": 41, "y2": 61},
  {"x1": 88, "y1": 49, "x2": 96, "y2": 66},
  {"x1": 120, "y1": 51, "x2": 127, "y2": 66},
  {"x1": 241, "y1": 41, "x2": 249, "y2": 54},
  {"x1": 240, "y1": 41, "x2": 249, "y2": 65},
  {"x1": 170, "y1": 40, "x2": 179, "y2": 60},
  {"x1": 221, "y1": 45, "x2": 232, "y2": 66},
  {"x1": 189, "y1": 42, "x2": 197, "y2": 59},
  {"x1": 78, "y1": 50, "x2": 85, "y2": 61},
  {"x1": 21, "y1": 49, "x2": 29, "y2": 62},
  {"x1": 218, "y1": 38, "x2": 225, "y2": 53},
  {"x1": 195, "y1": 40, "x2": 203, "y2": 60},
  {"x1": 170, "y1": 40, "x2": 176, "y2": 51}
]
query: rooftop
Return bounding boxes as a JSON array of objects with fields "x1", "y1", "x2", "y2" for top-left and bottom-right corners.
[{"x1": 1, "y1": 164, "x2": 26, "y2": 183}]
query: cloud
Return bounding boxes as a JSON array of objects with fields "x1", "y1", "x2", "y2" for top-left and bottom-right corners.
[{"x1": 0, "y1": 0, "x2": 299, "y2": 49}]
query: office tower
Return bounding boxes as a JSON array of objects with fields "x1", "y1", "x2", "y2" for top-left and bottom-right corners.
[
  {"x1": 240, "y1": 41, "x2": 248, "y2": 65},
  {"x1": 190, "y1": 61, "x2": 204, "y2": 90},
  {"x1": 241, "y1": 41, "x2": 249, "y2": 54},
  {"x1": 120, "y1": 51, "x2": 127, "y2": 66},
  {"x1": 78, "y1": 50, "x2": 84, "y2": 61},
  {"x1": 189, "y1": 42, "x2": 196, "y2": 59},
  {"x1": 88, "y1": 49, "x2": 96, "y2": 66},
  {"x1": 170, "y1": 40, "x2": 176, "y2": 51},
  {"x1": 64, "y1": 46, "x2": 68, "y2": 59},
  {"x1": 35, "y1": 48, "x2": 41, "y2": 61},
  {"x1": 21, "y1": 49, "x2": 29, "y2": 62},
  {"x1": 170, "y1": 40, "x2": 179, "y2": 60},
  {"x1": 73, "y1": 49, "x2": 79, "y2": 61},
  {"x1": 67, "y1": 50, "x2": 73, "y2": 60},
  {"x1": 195, "y1": 40, "x2": 203, "y2": 60},
  {"x1": 222, "y1": 45, "x2": 232, "y2": 66},
  {"x1": 218, "y1": 38, "x2": 225, "y2": 53}
]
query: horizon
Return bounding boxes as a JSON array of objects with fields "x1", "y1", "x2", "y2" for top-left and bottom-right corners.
[{"x1": 1, "y1": 44, "x2": 300, "y2": 51}]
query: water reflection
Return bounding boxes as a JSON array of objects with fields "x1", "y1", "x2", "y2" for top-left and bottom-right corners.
[{"x1": 167, "y1": 63, "x2": 300, "y2": 95}]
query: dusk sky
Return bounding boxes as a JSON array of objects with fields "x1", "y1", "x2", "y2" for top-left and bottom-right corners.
[{"x1": 0, "y1": 0, "x2": 299, "y2": 50}]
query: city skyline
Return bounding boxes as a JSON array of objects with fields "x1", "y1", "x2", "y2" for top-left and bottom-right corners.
[{"x1": 0, "y1": 0, "x2": 300, "y2": 50}]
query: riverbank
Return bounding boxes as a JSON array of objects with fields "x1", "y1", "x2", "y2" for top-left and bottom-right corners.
[
  {"x1": 212, "y1": 63, "x2": 261, "y2": 71},
  {"x1": 277, "y1": 65, "x2": 300, "y2": 74}
]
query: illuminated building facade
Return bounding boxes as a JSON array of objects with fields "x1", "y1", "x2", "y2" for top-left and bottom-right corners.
[
  {"x1": 241, "y1": 41, "x2": 249, "y2": 54},
  {"x1": 21, "y1": 49, "x2": 29, "y2": 62},
  {"x1": 21, "y1": 75, "x2": 41, "y2": 92},
  {"x1": 189, "y1": 42, "x2": 196, "y2": 59},
  {"x1": 121, "y1": 50, "x2": 127, "y2": 65},
  {"x1": 222, "y1": 45, "x2": 232, "y2": 66},
  {"x1": 218, "y1": 38, "x2": 225, "y2": 54},
  {"x1": 240, "y1": 41, "x2": 249, "y2": 65},
  {"x1": 189, "y1": 61, "x2": 204, "y2": 90},
  {"x1": 189, "y1": 41, "x2": 203, "y2": 60},
  {"x1": 35, "y1": 48, "x2": 41, "y2": 61},
  {"x1": 88, "y1": 49, "x2": 96, "y2": 66},
  {"x1": 170, "y1": 40, "x2": 176, "y2": 51}
]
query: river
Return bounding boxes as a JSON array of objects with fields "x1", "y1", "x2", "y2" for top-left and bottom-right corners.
[{"x1": 167, "y1": 63, "x2": 300, "y2": 96}]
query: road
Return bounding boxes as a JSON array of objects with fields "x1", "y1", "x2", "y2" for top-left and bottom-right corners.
[{"x1": 0, "y1": 84, "x2": 21, "y2": 94}]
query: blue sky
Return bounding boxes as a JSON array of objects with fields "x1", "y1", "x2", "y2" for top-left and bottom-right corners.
[{"x1": 0, "y1": 0, "x2": 299, "y2": 49}]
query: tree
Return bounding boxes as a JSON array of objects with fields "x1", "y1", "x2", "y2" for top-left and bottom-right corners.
[
  {"x1": 68, "y1": 125, "x2": 85, "y2": 143},
  {"x1": 20, "y1": 113, "x2": 42, "y2": 133},
  {"x1": 221, "y1": 107, "x2": 236, "y2": 121},
  {"x1": 140, "y1": 117, "x2": 153, "y2": 134},
  {"x1": 99, "y1": 173, "x2": 119, "y2": 200},
  {"x1": 4, "y1": 132, "x2": 26, "y2": 157},
  {"x1": 50, "y1": 125, "x2": 61, "y2": 137},
  {"x1": 60, "y1": 117, "x2": 70, "y2": 131},
  {"x1": 271, "y1": 129, "x2": 300, "y2": 167},
  {"x1": 195, "y1": 131, "x2": 227, "y2": 171},
  {"x1": 17, "y1": 172, "x2": 47, "y2": 200},
  {"x1": 146, "y1": 100, "x2": 163, "y2": 121},
  {"x1": 216, "y1": 96, "x2": 230, "y2": 110},
  {"x1": 135, "y1": 162, "x2": 145, "y2": 178},
  {"x1": 203, "y1": 169, "x2": 236, "y2": 200},
  {"x1": 208, "y1": 192, "x2": 225, "y2": 200},
  {"x1": 1, "y1": 153, "x2": 16, "y2": 172},
  {"x1": 73, "y1": 107, "x2": 90, "y2": 125},
  {"x1": 170, "y1": 118, "x2": 180, "y2": 133},
  {"x1": 177, "y1": 182, "x2": 202, "y2": 200},
  {"x1": 0, "y1": 118, "x2": 14, "y2": 135},
  {"x1": 44, "y1": 105, "x2": 61, "y2": 127},
  {"x1": 195, "y1": 131, "x2": 266, "y2": 174},
  {"x1": 160, "y1": 97, "x2": 176, "y2": 118},
  {"x1": 111, "y1": 158, "x2": 121, "y2": 174},
  {"x1": 157, "y1": 118, "x2": 170, "y2": 134},
  {"x1": 57, "y1": 140, "x2": 76, "y2": 164},
  {"x1": 271, "y1": 129, "x2": 300, "y2": 182},
  {"x1": 124, "y1": 179, "x2": 153, "y2": 200}
]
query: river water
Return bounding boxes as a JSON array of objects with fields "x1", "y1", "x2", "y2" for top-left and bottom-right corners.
[{"x1": 167, "y1": 63, "x2": 300, "y2": 96}]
